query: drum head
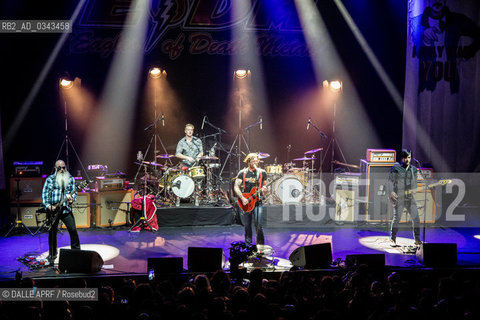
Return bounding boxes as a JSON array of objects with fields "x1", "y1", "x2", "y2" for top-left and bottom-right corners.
[
  {"x1": 274, "y1": 175, "x2": 303, "y2": 203},
  {"x1": 172, "y1": 175, "x2": 195, "y2": 198}
]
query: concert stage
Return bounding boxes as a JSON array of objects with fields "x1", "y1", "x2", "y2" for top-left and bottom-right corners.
[{"x1": 1, "y1": 204, "x2": 480, "y2": 281}]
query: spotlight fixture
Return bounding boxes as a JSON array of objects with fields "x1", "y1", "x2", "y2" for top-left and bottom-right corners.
[
  {"x1": 234, "y1": 69, "x2": 251, "y2": 79},
  {"x1": 323, "y1": 80, "x2": 342, "y2": 92},
  {"x1": 149, "y1": 67, "x2": 167, "y2": 78},
  {"x1": 59, "y1": 78, "x2": 73, "y2": 89}
]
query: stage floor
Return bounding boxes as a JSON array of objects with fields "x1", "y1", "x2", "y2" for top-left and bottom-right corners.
[{"x1": 1, "y1": 222, "x2": 480, "y2": 281}]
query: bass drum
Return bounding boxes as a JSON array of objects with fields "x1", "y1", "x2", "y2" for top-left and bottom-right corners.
[
  {"x1": 273, "y1": 174, "x2": 304, "y2": 203},
  {"x1": 171, "y1": 175, "x2": 195, "y2": 198}
]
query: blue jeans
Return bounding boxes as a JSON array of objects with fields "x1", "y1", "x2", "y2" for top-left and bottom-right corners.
[
  {"x1": 243, "y1": 202, "x2": 264, "y2": 246},
  {"x1": 390, "y1": 198, "x2": 420, "y2": 241}
]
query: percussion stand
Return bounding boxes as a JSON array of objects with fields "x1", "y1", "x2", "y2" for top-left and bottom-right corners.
[{"x1": 319, "y1": 102, "x2": 347, "y2": 172}]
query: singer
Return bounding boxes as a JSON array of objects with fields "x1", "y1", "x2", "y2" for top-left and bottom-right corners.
[
  {"x1": 41, "y1": 160, "x2": 80, "y2": 264},
  {"x1": 387, "y1": 149, "x2": 421, "y2": 247},
  {"x1": 233, "y1": 153, "x2": 268, "y2": 250},
  {"x1": 175, "y1": 123, "x2": 204, "y2": 168}
]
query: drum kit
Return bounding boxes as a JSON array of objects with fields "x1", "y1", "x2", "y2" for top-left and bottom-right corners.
[
  {"x1": 263, "y1": 147, "x2": 324, "y2": 204},
  {"x1": 136, "y1": 153, "x2": 224, "y2": 206}
]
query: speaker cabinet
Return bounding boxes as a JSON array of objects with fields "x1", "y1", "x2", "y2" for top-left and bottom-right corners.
[
  {"x1": 58, "y1": 249, "x2": 104, "y2": 273},
  {"x1": 10, "y1": 177, "x2": 45, "y2": 203},
  {"x1": 289, "y1": 243, "x2": 332, "y2": 268},
  {"x1": 361, "y1": 160, "x2": 396, "y2": 221},
  {"x1": 188, "y1": 247, "x2": 224, "y2": 272},
  {"x1": 61, "y1": 192, "x2": 91, "y2": 229},
  {"x1": 9, "y1": 204, "x2": 43, "y2": 227},
  {"x1": 147, "y1": 257, "x2": 183, "y2": 275},
  {"x1": 399, "y1": 185, "x2": 435, "y2": 223},
  {"x1": 94, "y1": 190, "x2": 133, "y2": 227},
  {"x1": 334, "y1": 173, "x2": 361, "y2": 222},
  {"x1": 416, "y1": 243, "x2": 457, "y2": 267},
  {"x1": 346, "y1": 254, "x2": 385, "y2": 267}
]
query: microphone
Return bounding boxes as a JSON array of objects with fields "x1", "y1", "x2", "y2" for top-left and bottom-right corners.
[
  {"x1": 260, "y1": 116, "x2": 263, "y2": 130},
  {"x1": 201, "y1": 115, "x2": 206, "y2": 130},
  {"x1": 413, "y1": 157, "x2": 421, "y2": 164},
  {"x1": 161, "y1": 114, "x2": 165, "y2": 127},
  {"x1": 307, "y1": 117, "x2": 311, "y2": 130},
  {"x1": 137, "y1": 151, "x2": 143, "y2": 161}
]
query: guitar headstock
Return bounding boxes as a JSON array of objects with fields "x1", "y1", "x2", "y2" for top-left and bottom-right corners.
[
  {"x1": 439, "y1": 179, "x2": 452, "y2": 186},
  {"x1": 76, "y1": 179, "x2": 92, "y2": 191}
]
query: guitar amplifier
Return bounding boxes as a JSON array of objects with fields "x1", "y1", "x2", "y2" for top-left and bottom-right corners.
[
  {"x1": 94, "y1": 190, "x2": 134, "y2": 227},
  {"x1": 96, "y1": 177, "x2": 125, "y2": 191},
  {"x1": 10, "y1": 177, "x2": 45, "y2": 203},
  {"x1": 366, "y1": 149, "x2": 396, "y2": 163},
  {"x1": 334, "y1": 173, "x2": 362, "y2": 222}
]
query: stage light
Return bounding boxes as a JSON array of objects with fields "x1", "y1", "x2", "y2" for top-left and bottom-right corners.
[
  {"x1": 60, "y1": 78, "x2": 73, "y2": 89},
  {"x1": 323, "y1": 80, "x2": 342, "y2": 92},
  {"x1": 234, "y1": 69, "x2": 250, "y2": 79},
  {"x1": 149, "y1": 67, "x2": 166, "y2": 78}
]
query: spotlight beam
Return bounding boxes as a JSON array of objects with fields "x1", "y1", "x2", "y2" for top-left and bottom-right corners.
[
  {"x1": 4, "y1": 0, "x2": 88, "y2": 152},
  {"x1": 332, "y1": 0, "x2": 448, "y2": 170}
]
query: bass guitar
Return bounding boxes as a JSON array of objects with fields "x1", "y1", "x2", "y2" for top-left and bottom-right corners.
[
  {"x1": 393, "y1": 179, "x2": 451, "y2": 204},
  {"x1": 46, "y1": 180, "x2": 90, "y2": 231}
]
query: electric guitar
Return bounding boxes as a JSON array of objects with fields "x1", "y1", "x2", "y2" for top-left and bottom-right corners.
[
  {"x1": 393, "y1": 179, "x2": 451, "y2": 204},
  {"x1": 238, "y1": 186, "x2": 261, "y2": 213},
  {"x1": 46, "y1": 180, "x2": 90, "y2": 231}
]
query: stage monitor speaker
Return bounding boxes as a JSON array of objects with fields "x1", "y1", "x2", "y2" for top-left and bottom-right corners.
[
  {"x1": 58, "y1": 249, "x2": 104, "y2": 273},
  {"x1": 9, "y1": 204, "x2": 42, "y2": 227},
  {"x1": 61, "y1": 192, "x2": 91, "y2": 229},
  {"x1": 10, "y1": 177, "x2": 45, "y2": 203},
  {"x1": 188, "y1": 247, "x2": 224, "y2": 272},
  {"x1": 346, "y1": 254, "x2": 385, "y2": 268},
  {"x1": 147, "y1": 257, "x2": 183, "y2": 275},
  {"x1": 289, "y1": 243, "x2": 332, "y2": 268},
  {"x1": 416, "y1": 243, "x2": 457, "y2": 267},
  {"x1": 95, "y1": 190, "x2": 133, "y2": 227}
]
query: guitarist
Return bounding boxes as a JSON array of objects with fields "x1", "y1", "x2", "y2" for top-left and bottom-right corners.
[
  {"x1": 387, "y1": 149, "x2": 421, "y2": 247},
  {"x1": 234, "y1": 153, "x2": 268, "y2": 248},
  {"x1": 41, "y1": 160, "x2": 80, "y2": 263}
]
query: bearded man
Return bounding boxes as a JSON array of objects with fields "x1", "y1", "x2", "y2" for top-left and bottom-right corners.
[{"x1": 42, "y1": 160, "x2": 80, "y2": 263}]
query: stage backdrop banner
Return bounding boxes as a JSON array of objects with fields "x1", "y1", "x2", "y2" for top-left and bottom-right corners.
[{"x1": 403, "y1": 0, "x2": 480, "y2": 172}]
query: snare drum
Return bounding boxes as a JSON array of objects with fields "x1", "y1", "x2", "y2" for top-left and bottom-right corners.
[
  {"x1": 188, "y1": 166, "x2": 206, "y2": 180},
  {"x1": 266, "y1": 165, "x2": 283, "y2": 175},
  {"x1": 159, "y1": 169, "x2": 180, "y2": 188},
  {"x1": 171, "y1": 175, "x2": 195, "y2": 198},
  {"x1": 273, "y1": 174, "x2": 304, "y2": 203}
]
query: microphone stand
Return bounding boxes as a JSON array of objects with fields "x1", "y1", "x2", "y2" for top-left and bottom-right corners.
[
  {"x1": 306, "y1": 119, "x2": 327, "y2": 192},
  {"x1": 243, "y1": 118, "x2": 262, "y2": 151},
  {"x1": 414, "y1": 159, "x2": 428, "y2": 244}
]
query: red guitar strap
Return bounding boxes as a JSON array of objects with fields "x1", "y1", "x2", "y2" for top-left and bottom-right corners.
[{"x1": 242, "y1": 169, "x2": 246, "y2": 191}]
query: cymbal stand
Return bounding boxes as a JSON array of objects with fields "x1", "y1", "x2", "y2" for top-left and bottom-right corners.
[
  {"x1": 5, "y1": 179, "x2": 34, "y2": 237},
  {"x1": 307, "y1": 118, "x2": 327, "y2": 198}
]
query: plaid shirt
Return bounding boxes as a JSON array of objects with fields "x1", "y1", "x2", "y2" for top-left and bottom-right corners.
[{"x1": 42, "y1": 174, "x2": 77, "y2": 214}]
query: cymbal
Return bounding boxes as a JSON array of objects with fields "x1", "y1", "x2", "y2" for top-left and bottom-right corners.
[
  {"x1": 304, "y1": 147, "x2": 323, "y2": 154},
  {"x1": 258, "y1": 152, "x2": 270, "y2": 159},
  {"x1": 332, "y1": 160, "x2": 360, "y2": 169},
  {"x1": 156, "y1": 154, "x2": 174, "y2": 159},
  {"x1": 142, "y1": 161, "x2": 164, "y2": 167},
  {"x1": 199, "y1": 156, "x2": 219, "y2": 161},
  {"x1": 293, "y1": 157, "x2": 315, "y2": 161}
]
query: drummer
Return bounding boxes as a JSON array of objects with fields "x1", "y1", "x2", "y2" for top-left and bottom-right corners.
[{"x1": 175, "y1": 123, "x2": 204, "y2": 168}]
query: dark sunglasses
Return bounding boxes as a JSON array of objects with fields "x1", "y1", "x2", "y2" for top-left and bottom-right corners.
[{"x1": 57, "y1": 166, "x2": 66, "y2": 170}]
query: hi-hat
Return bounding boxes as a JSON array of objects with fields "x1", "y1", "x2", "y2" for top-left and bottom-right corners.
[
  {"x1": 257, "y1": 152, "x2": 270, "y2": 159},
  {"x1": 156, "y1": 154, "x2": 174, "y2": 159},
  {"x1": 304, "y1": 147, "x2": 323, "y2": 154},
  {"x1": 293, "y1": 157, "x2": 315, "y2": 161},
  {"x1": 199, "y1": 156, "x2": 219, "y2": 161}
]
